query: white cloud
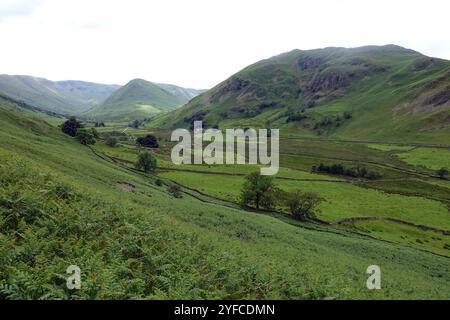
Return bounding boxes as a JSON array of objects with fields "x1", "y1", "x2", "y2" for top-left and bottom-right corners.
[{"x1": 0, "y1": 0, "x2": 449, "y2": 88}]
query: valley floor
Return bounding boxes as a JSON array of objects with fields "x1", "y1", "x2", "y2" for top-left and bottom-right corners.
[{"x1": 0, "y1": 108, "x2": 449, "y2": 299}]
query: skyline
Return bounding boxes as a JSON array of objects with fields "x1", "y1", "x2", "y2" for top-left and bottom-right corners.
[{"x1": 0, "y1": 0, "x2": 449, "y2": 89}]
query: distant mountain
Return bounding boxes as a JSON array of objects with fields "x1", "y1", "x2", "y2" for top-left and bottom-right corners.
[
  {"x1": 0, "y1": 75, "x2": 120, "y2": 114},
  {"x1": 87, "y1": 79, "x2": 204, "y2": 121},
  {"x1": 155, "y1": 83, "x2": 206, "y2": 101},
  {"x1": 155, "y1": 45, "x2": 450, "y2": 144}
]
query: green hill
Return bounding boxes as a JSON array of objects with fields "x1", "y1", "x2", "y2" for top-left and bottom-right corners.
[
  {"x1": 87, "y1": 79, "x2": 202, "y2": 121},
  {"x1": 155, "y1": 45, "x2": 450, "y2": 144},
  {"x1": 0, "y1": 102, "x2": 449, "y2": 299},
  {"x1": 0, "y1": 75, "x2": 120, "y2": 115}
]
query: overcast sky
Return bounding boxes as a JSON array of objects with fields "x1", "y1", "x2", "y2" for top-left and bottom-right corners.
[{"x1": 0, "y1": 0, "x2": 449, "y2": 89}]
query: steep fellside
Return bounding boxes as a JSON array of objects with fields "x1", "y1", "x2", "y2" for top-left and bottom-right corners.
[{"x1": 155, "y1": 45, "x2": 450, "y2": 144}]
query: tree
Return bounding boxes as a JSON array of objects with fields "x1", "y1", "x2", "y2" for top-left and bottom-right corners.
[
  {"x1": 129, "y1": 120, "x2": 140, "y2": 129},
  {"x1": 91, "y1": 128, "x2": 100, "y2": 139},
  {"x1": 105, "y1": 136, "x2": 118, "y2": 147},
  {"x1": 240, "y1": 172, "x2": 276, "y2": 209},
  {"x1": 61, "y1": 116, "x2": 82, "y2": 137},
  {"x1": 135, "y1": 152, "x2": 157, "y2": 173},
  {"x1": 75, "y1": 129, "x2": 96, "y2": 145},
  {"x1": 437, "y1": 167, "x2": 449, "y2": 179},
  {"x1": 286, "y1": 190, "x2": 323, "y2": 220},
  {"x1": 136, "y1": 135, "x2": 159, "y2": 148}
]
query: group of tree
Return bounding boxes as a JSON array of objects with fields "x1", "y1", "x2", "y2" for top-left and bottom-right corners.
[
  {"x1": 313, "y1": 112, "x2": 353, "y2": 131},
  {"x1": 136, "y1": 135, "x2": 159, "y2": 148},
  {"x1": 94, "y1": 121, "x2": 105, "y2": 128},
  {"x1": 286, "y1": 113, "x2": 308, "y2": 123},
  {"x1": 61, "y1": 117, "x2": 97, "y2": 145},
  {"x1": 312, "y1": 162, "x2": 382, "y2": 180},
  {"x1": 128, "y1": 118, "x2": 150, "y2": 129},
  {"x1": 240, "y1": 172, "x2": 323, "y2": 220}
]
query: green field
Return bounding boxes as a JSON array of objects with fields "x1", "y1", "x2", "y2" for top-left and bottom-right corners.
[
  {"x1": 158, "y1": 171, "x2": 450, "y2": 229},
  {"x1": 1, "y1": 104, "x2": 450, "y2": 299},
  {"x1": 397, "y1": 147, "x2": 450, "y2": 170},
  {"x1": 88, "y1": 126, "x2": 450, "y2": 258}
]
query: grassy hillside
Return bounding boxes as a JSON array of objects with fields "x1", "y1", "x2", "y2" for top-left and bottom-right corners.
[
  {"x1": 0, "y1": 75, "x2": 119, "y2": 114},
  {"x1": 1, "y1": 103, "x2": 450, "y2": 299},
  {"x1": 87, "y1": 79, "x2": 202, "y2": 121},
  {"x1": 153, "y1": 45, "x2": 450, "y2": 144}
]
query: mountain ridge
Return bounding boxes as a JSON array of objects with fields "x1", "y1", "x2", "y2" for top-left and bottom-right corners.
[
  {"x1": 0, "y1": 75, "x2": 205, "y2": 120},
  {"x1": 0, "y1": 74, "x2": 121, "y2": 115},
  {"x1": 151, "y1": 45, "x2": 450, "y2": 144},
  {"x1": 86, "y1": 78, "x2": 204, "y2": 121}
]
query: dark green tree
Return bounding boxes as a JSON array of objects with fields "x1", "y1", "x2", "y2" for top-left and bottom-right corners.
[
  {"x1": 105, "y1": 136, "x2": 118, "y2": 147},
  {"x1": 91, "y1": 128, "x2": 100, "y2": 139},
  {"x1": 135, "y1": 152, "x2": 157, "y2": 173},
  {"x1": 240, "y1": 172, "x2": 276, "y2": 209},
  {"x1": 61, "y1": 116, "x2": 82, "y2": 137},
  {"x1": 437, "y1": 167, "x2": 449, "y2": 179},
  {"x1": 136, "y1": 135, "x2": 159, "y2": 148},
  {"x1": 76, "y1": 129, "x2": 96, "y2": 145}
]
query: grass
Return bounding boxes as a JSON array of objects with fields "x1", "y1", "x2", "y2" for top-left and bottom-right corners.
[
  {"x1": 1, "y1": 104, "x2": 450, "y2": 299},
  {"x1": 397, "y1": 147, "x2": 450, "y2": 170},
  {"x1": 158, "y1": 171, "x2": 450, "y2": 230},
  {"x1": 367, "y1": 144, "x2": 413, "y2": 152},
  {"x1": 340, "y1": 220, "x2": 450, "y2": 257}
]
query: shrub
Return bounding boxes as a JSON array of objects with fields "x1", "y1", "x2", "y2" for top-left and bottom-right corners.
[
  {"x1": 105, "y1": 136, "x2": 118, "y2": 148},
  {"x1": 168, "y1": 185, "x2": 182, "y2": 198},
  {"x1": 286, "y1": 190, "x2": 323, "y2": 220}
]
